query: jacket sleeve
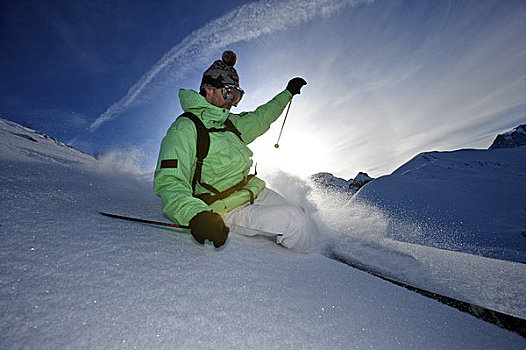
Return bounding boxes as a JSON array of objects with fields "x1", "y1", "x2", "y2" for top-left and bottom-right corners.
[
  {"x1": 229, "y1": 90, "x2": 292, "y2": 144},
  {"x1": 153, "y1": 117, "x2": 211, "y2": 226}
]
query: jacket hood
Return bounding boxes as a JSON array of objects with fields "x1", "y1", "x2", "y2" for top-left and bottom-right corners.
[{"x1": 178, "y1": 89, "x2": 230, "y2": 125}]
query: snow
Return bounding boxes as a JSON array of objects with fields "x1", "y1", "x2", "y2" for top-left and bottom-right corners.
[
  {"x1": 1, "y1": 118, "x2": 525, "y2": 349},
  {"x1": 354, "y1": 148, "x2": 526, "y2": 262}
]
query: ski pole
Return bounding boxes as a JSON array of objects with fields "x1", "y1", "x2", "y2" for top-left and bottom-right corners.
[
  {"x1": 274, "y1": 99, "x2": 293, "y2": 149},
  {"x1": 99, "y1": 212, "x2": 189, "y2": 229}
]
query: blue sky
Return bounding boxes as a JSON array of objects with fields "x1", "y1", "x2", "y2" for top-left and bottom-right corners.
[{"x1": 1, "y1": 0, "x2": 525, "y2": 179}]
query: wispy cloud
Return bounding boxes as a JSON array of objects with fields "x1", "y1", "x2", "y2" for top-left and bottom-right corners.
[
  {"x1": 89, "y1": 0, "x2": 373, "y2": 132},
  {"x1": 241, "y1": 0, "x2": 526, "y2": 178}
]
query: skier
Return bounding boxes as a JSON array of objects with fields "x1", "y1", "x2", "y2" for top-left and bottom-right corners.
[{"x1": 154, "y1": 51, "x2": 319, "y2": 250}]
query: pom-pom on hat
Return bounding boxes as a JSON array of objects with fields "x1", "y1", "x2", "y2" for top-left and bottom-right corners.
[
  {"x1": 221, "y1": 50, "x2": 237, "y2": 66},
  {"x1": 200, "y1": 50, "x2": 240, "y2": 91}
]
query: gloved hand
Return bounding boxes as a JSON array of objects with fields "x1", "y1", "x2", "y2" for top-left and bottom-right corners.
[
  {"x1": 286, "y1": 77, "x2": 307, "y2": 96},
  {"x1": 189, "y1": 211, "x2": 229, "y2": 248}
]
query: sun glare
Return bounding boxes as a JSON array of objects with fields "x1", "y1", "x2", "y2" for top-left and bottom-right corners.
[{"x1": 249, "y1": 123, "x2": 329, "y2": 178}]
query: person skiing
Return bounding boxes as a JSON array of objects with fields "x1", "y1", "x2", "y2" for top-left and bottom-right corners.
[{"x1": 154, "y1": 50, "x2": 319, "y2": 250}]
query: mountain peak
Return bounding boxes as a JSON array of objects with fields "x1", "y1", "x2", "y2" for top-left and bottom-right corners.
[
  {"x1": 489, "y1": 124, "x2": 526, "y2": 149},
  {"x1": 310, "y1": 171, "x2": 373, "y2": 193}
]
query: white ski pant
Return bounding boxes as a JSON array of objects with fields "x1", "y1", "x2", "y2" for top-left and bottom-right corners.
[{"x1": 223, "y1": 188, "x2": 320, "y2": 251}]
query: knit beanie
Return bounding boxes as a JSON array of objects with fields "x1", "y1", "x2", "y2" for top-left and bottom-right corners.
[{"x1": 200, "y1": 51, "x2": 240, "y2": 91}]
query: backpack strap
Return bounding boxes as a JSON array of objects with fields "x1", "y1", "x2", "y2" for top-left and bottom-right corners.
[
  {"x1": 179, "y1": 112, "x2": 251, "y2": 204},
  {"x1": 178, "y1": 112, "x2": 210, "y2": 194},
  {"x1": 223, "y1": 119, "x2": 243, "y2": 142},
  {"x1": 206, "y1": 119, "x2": 243, "y2": 142}
]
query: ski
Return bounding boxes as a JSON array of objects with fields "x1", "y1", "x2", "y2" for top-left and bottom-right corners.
[{"x1": 328, "y1": 250, "x2": 526, "y2": 338}]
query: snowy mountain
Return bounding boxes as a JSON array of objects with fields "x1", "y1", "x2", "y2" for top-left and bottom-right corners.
[
  {"x1": 489, "y1": 124, "x2": 526, "y2": 149},
  {"x1": 310, "y1": 172, "x2": 352, "y2": 191},
  {"x1": 349, "y1": 172, "x2": 374, "y2": 192},
  {"x1": 310, "y1": 172, "x2": 373, "y2": 193},
  {"x1": 313, "y1": 125, "x2": 526, "y2": 263},
  {"x1": 1, "y1": 118, "x2": 525, "y2": 349},
  {"x1": 354, "y1": 146, "x2": 526, "y2": 262}
]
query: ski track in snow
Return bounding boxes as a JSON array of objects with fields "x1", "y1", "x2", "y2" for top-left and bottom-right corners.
[{"x1": 1, "y1": 118, "x2": 525, "y2": 348}]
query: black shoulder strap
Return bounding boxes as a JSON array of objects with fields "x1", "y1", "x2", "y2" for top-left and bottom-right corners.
[
  {"x1": 207, "y1": 119, "x2": 243, "y2": 142},
  {"x1": 223, "y1": 118, "x2": 243, "y2": 142},
  {"x1": 180, "y1": 112, "x2": 209, "y2": 160},
  {"x1": 178, "y1": 112, "x2": 244, "y2": 197},
  {"x1": 178, "y1": 112, "x2": 209, "y2": 194}
]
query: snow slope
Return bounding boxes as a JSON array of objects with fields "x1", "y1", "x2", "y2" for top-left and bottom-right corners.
[
  {"x1": 1, "y1": 118, "x2": 525, "y2": 349},
  {"x1": 354, "y1": 148, "x2": 526, "y2": 262}
]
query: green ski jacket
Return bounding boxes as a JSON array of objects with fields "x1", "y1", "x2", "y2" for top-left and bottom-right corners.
[{"x1": 154, "y1": 88, "x2": 292, "y2": 225}]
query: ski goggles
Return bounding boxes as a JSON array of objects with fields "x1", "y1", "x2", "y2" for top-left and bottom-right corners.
[{"x1": 222, "y1": 85, "x2": 244, "y2": 106}]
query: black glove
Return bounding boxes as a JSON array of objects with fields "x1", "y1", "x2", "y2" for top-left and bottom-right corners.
[
  {"x1": 189, "y1": 211, "x2": 229, "y2": 248},
  {"x1": 286, "y1": 77, "x2": 307, "y2": 96}
]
